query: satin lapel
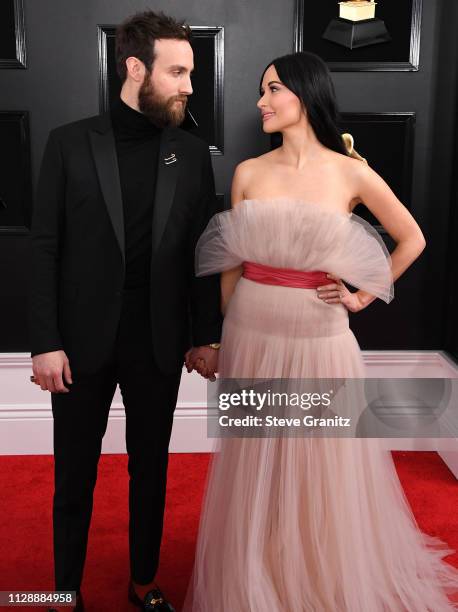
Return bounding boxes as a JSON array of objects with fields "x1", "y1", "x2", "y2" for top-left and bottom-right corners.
[
  {"x1": 152, "y1": 128, "x2": 181, "y2": 252},
  {"x1": 89, "y1": 128, "x2": 125, "y2": 263}
]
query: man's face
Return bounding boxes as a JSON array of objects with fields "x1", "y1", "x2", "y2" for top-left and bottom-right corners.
[{"x1": 138, "y1": 38, "x2": 194, "y2": 127}]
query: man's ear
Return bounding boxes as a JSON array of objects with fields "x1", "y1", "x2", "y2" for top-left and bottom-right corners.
[{"x1": 125, "y1": 56, "x2": 145, "y2": 83}]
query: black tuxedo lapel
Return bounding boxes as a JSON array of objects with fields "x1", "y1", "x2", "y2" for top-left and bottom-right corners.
[
  {"x1": 152, "y1": 128, "x2": 181, "y2": 252},
  {"x1": 89, "y1": 115, "x2": 125, "y2": 264}
]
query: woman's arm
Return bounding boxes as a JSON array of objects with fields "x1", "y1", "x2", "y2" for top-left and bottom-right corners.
[
  {"x1": 352, "y1": 161, "x2": 426, "y2": 308},
  {"x1": 221, "y1": 161, "x2": 254, "y2": 314}
]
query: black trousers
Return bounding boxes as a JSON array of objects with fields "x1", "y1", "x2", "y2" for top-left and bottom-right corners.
[{"x1": 51, "y1": 288, "x2": 182, "y2": 590}]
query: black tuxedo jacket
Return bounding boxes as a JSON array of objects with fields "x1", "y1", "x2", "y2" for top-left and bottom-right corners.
[{"x1": 29, "y1": 112, "x2": 223, "y2": 375}]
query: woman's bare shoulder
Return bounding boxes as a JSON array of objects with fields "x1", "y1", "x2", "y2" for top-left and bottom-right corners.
[
  {"x1": 235, "y1": 152, "x2": 276, "y2": 173},
  {"x1": 233, "y1": 155, "x2": 274, "y2": 186},
  {"x1": 327, "y1": 151, "x2": 373, "y2": 192},
  {"x1": 232, "y1": 155, "x2": 277, "y2": 207},
  {"x1": 334, "y1": 149, "x2": 370, "y2": 174}
]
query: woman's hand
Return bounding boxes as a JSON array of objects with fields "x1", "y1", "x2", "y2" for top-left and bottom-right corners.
[{"x1": 316, "y1": 273, "x2": 366, "y2": 313}]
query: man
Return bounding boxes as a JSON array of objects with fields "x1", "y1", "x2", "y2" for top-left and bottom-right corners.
[{"x1": 29, "y1": 11, "x2": 222, "y2": 612}]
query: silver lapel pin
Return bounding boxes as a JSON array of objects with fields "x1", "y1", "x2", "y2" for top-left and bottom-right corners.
[{"x1": 164, "y1": 153, "x2": 177, "y2": 165}]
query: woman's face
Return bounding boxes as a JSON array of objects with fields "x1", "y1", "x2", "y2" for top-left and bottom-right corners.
[{"x1": 257, "y1": 64, "x2": 304, "y2": 133}]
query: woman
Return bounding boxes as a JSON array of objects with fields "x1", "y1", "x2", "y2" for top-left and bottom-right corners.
[{"x1": 184, "y1": 52, "x2": 458, "y2": 611}]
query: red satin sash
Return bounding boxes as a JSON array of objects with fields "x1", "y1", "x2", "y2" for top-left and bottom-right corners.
[{"x1": 242, "y1": 261, "x2": 328, "y2": 289}]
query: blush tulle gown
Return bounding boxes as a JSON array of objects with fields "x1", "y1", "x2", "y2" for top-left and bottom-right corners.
[{"x1": 183, "y1": 198, "x2": 458, "y2": 611}]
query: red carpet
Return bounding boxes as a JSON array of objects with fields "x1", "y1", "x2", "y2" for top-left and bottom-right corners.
[{"x1": 0, "y1": 451, "x2": 457, "y2": 611}]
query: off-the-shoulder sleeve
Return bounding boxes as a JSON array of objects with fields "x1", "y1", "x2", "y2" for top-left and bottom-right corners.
[
  {"x1": 195, "y1": 209, "x2": 245, "y2": 276},
  {"x1": 194, "y1": 200, "x2": 394, "y2": 304},
  {"x1": 329, "y1": 213, "x2": 394, "y2": 304}
]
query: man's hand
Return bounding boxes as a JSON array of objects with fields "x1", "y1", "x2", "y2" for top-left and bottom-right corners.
[
  {"x1": 185, "y1": 346, "x2": 219, "y2": 381},
  {"x1": 32, "y1": 350, "x2": 73, "y2": 393}
]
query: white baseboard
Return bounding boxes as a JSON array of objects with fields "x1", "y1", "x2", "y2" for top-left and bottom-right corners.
[{"x1": 1, "y1": 351, "x2": 457, "y2": 477}]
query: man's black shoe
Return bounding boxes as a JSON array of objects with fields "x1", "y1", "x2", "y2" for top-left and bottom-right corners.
[{"x1": 128, "y1": 580, "x2": 175, "y2": 611}]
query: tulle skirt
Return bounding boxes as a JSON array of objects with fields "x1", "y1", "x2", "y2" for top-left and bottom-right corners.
[{"x1": 183, "y1": 277, "x2": 458, "y2": 611}]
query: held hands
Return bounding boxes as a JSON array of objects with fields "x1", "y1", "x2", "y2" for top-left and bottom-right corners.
[
  {"x1": 185, "y1": 346, "x2": 219, "y2": 382},
  {"x1": 316, "y1": 273, "x2": 367, "y2": 313},
  {"x1": 32, "y1": 350, "x2": 73, "y2": 393}
]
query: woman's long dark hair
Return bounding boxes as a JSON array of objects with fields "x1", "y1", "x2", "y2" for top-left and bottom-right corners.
[{"x1": 260, "y1": 51, "x2": 347, "y2": 156}]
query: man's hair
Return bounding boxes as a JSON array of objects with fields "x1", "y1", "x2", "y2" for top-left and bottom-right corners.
[{"x1": 115, "y1": 10, "x2": 192, "y2": 82}]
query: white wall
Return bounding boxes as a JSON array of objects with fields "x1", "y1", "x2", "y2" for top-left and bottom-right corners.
[{"x1": 0, "y1": 350, "x2": 457, "y2": 477}]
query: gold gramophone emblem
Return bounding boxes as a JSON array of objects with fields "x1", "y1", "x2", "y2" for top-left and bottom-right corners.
[
  {"x1": 339, "y1": 0, "x2": 377, "y2": 22},
  {"x1": 322, "y1": 0, "x2": 391, "y2": 49}
]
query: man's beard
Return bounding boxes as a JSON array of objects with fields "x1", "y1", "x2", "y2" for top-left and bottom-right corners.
[{"x1": 138, "y1": 73, "x2": 188, "y2": 128}]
